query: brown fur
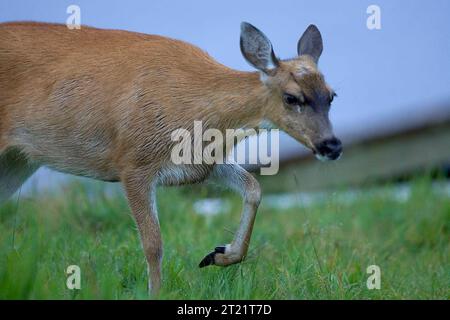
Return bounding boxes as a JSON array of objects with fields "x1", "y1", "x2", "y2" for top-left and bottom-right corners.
[{"x1": 0, "y1": 22, "x2": 337, "y2": 295}]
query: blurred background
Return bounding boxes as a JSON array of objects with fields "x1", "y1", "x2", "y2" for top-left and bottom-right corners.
[{"x1": 1, "y1": 0, "x2": 449, "y2": 193}]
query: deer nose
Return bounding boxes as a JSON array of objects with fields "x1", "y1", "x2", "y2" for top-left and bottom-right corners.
[{"x1": 315, "y1": 137, "x2": 342, "y2": 160}]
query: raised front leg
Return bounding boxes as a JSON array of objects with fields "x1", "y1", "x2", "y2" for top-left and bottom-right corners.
[
  {"x1": 122, "y1": 171, "x2": 162, "y2": 296},
  {"x1": 199, "y1": 163, "x2": 261, "y2": 268}
]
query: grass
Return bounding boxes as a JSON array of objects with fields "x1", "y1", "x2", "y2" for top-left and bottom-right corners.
[{"x1": 0, "y1": 176, "x2": 448, "y2": 299}]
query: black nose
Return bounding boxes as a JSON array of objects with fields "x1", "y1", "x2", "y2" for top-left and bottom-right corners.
[{"x1": 316, "y1": 137, "x2": 342, "y2": 160}]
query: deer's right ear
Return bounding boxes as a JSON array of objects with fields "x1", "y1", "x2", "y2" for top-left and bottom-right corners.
[
  {"x1": 297, "y1": 24, "x2": 323, "y2": 64},
  {"x1": 240, "y1": 22, "x2": 279, "y2": 74}
]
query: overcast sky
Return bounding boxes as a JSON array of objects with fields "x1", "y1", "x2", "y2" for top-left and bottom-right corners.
[{"x1": 1, "y1": 0, "x2": 449, "y2": 188}]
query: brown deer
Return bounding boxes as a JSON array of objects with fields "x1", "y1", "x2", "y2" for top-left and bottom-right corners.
[{"x1": 0, "y1": 21, "x2": 342, "y2": 295}]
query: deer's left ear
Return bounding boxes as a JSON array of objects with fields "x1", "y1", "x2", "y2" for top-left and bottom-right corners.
[
  {"x1": 240, "y1": 22, "x2": 279, "y2": 74},
  {"x1": 297, "y1": 24, "x2": 323, "y2": 64}
]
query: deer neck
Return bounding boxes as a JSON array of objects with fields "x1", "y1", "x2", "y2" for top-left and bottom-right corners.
[{"x1": 204, "y1": 70, "x2": 272, "y2": 132}]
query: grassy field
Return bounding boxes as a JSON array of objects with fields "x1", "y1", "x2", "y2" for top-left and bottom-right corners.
[{"x1": 0, "y1": 176, "x2": 448, "y2": 299}]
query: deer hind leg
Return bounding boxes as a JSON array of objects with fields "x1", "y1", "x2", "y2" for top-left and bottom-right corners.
[
  {"x1": 0, "y1": 148, "x2": 40, "y2": 203},
  {"x1": 199, "y1": 163, "x2": 261, "y2": 268}
]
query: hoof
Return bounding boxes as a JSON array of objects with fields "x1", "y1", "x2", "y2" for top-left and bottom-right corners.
[{"x1": 199, "y1": 246, "x2": 226, "y2": 268}]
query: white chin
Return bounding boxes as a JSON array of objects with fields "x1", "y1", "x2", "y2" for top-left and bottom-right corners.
[{"x1": 315, "y1": 153, "x2": 330, "y2": 162}]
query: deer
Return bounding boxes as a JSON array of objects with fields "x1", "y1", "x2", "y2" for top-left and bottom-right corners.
[{"x1": 0, "y1": 21, "x2": 342, "y2": 295}]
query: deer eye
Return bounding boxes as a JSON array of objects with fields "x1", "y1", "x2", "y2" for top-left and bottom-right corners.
[{"x1": 283, "y1": 93, "x2": 299, "y2": 106}]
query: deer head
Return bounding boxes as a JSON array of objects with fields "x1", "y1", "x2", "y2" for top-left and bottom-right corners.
[{"x1": 240, "y1": 22, "x2": 342, "y2": 161}]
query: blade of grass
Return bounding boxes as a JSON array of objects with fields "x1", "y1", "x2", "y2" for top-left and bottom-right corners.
[{"x1": 11, "y1": 186, "x2": 22, "y2": 250}]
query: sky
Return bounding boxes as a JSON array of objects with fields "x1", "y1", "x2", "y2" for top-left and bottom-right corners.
[{"x1": 1, "y1": 0, "x2": 450, "y2": 188}]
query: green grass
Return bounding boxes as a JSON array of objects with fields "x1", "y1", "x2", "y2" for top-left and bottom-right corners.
[{"x1": 0, "y1": 176, "x2": 448, "y2": 299}]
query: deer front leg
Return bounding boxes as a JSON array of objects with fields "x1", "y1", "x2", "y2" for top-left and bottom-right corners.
[
  {"x1": 122, "y1": 171, "x2": 162, "y2": 296},
  {"x1": 199, "y1": 163, "x2": 261, "y2": 268}
]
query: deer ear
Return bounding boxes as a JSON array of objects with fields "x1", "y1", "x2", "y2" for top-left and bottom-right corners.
[
  {"x1": 240, "y1": 22, "x2": 279, "y2": 74},
  {"x1": 297, "y1": 24, "x2": 323, "y2": 64}
]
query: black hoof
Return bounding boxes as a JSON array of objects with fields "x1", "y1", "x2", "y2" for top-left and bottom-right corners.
[
  {"x1": 198, "y1": 246, "x2": 226, "y2": 268},
  {"x1": 199, "y1": 252, "x2": 215, "y2": 268}
]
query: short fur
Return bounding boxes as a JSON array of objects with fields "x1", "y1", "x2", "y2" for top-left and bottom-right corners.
[{"x1": 0, "y1": 22, "x2": 339, "y2": 295}]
